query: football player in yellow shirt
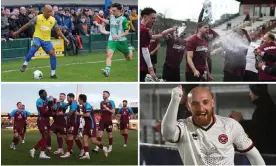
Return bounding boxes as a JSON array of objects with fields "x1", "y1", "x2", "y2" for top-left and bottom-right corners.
[{"x1": 12, "y1": 5, "x2": 69, "y2": 78}]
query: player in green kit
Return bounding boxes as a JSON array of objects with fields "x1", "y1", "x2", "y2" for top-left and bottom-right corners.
[{"x1": 98, "y1": 3, "x2": 133, "y2": 77}]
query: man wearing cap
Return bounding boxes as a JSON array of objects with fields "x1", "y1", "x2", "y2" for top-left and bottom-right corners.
[
  {"x1": 55, "y1": 7, "x2": 64, "y2": 26},
  {"x1": 230, "y1": 84, "x2": 276, "y2": 154}
]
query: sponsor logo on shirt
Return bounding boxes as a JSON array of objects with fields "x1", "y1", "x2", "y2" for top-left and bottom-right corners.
[
  {"x1": 172, "y1": 44, "x2": 185, "y2": 50},
  {"x1": 196, "y1": 46, "x2": 208, "y2": 52},
  {"x1": 264, "y1": 46, "x2": 276, "y2": 51},
  {"x1": 40, "y1": 25, "x2": 51, "y2": 31}
]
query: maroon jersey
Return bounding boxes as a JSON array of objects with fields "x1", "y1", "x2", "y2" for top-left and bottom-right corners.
[
  {"x1": 140, "y1": 23, "x2": 151, "y2": 71},
  {"x1": 82, "y1": 103, "x2": 96, "y2": 128},
  {"x1": 185, "y1": 35, "x2": 209, "y2": 72},
  {"x1": 67, "y1": 101, "x2": 80, "y2": 126},
  {"x1": 149, "y1": 38, "x2": 160, "y2": 53},
  {"x1": 36, "y1": 97, "x2": 51, "y2": 125},
  {"x1": 118, "y1": 107, "x2": 133, "y2": 123},
  {"x1": 11, "y1": 110, "x2": 26, "y2": 128},
  {"x1": 258, "y1": 42, "x2": 276, "y2": 80},
  {"x1": 54, "y1": 102, "x2": 67, "y2": 126},
  {"x1": 100, "y1": 100, "x2": 115, "y2": 122},
  {"x1": 165, "y1": 37, "x2": 186, "y2": 68}
]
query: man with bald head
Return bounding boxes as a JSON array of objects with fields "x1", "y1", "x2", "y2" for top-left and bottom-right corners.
[
  {"x1": 12, "y1": 4, "x2": 69, "y2": 78},
  {"x1": 161, "y1": 85, "x2": 265, "y2": 165}
]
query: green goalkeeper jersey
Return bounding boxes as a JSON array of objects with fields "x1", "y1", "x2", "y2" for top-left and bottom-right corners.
[{"x1": 108, "y1": 15, "x2": 129, "y2": 41}]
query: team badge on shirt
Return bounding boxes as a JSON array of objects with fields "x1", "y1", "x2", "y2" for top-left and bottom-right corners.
[{"x1": 218, "y1": 134, "x2": 228, "y2": 144}]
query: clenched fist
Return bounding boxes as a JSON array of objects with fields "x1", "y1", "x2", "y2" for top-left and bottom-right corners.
[{"x1": 171, "y1": 85, "x2": 183, "y2": 101}]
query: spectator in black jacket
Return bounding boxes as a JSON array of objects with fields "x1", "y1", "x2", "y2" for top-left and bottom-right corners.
[
  {"x1": 24, "y1": 11, "x2": 35, "y2": 38},
  {"x1": 13, "y1": 8, "x2": 19, "y2": 18},
  {"x1": 78, "y1": 15, "x2": 88, "y2": 36},
  {"x1": 1, "y1": 6, "x2": 10, "y2": 40},
  {"x1": 18, "y1": 7, "x2": 29, "y2": 37},
  {"x1": 230, "y1": 84, "x2": 276, "y2": 154},
  {"x1": 9, "y1": 13, "x2": 20, "y2": 37}
]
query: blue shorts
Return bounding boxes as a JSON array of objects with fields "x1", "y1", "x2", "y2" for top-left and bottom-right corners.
[{"x1": 32, "y1": 37, "x2": 54, "y2": 53}]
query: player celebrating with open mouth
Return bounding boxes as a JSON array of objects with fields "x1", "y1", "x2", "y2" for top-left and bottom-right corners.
[
  {"x1": 12, "y1": 5, "x2": 69, "y2": 78},
  {"x1": 186, "y1": 22, "x2": 213, "y2": 82},
  {"x1": 161, "y1": 85, "x2": 265, "y2": 165}
]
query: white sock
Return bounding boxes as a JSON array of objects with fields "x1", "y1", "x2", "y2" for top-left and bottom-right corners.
[
  {"x1": 85, "y1": 152, "x2": 89, "y2": 156},
  {"x1": 109, "y1": 145, "x2": 112, "y2": 149},
  {"x1": 40, "y1": 151, "x2": 45, "y2": 155},
  {"x1": 31, "y1": 148, "x2": 35, "y2": 151},
  {"x1": 23, "y1": 61, "x2": 28, "y2": 66},
  {"x1": 51, "y1": 70, "x2": 55, "y2": 76}
]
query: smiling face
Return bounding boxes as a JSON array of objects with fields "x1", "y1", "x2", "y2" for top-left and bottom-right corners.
[
  {"x1": 198, "y1": 24, "x2": 210, "y2": 39},
  {"x1": 188, "y1": 87, "x2": 215, "y2": 126}
]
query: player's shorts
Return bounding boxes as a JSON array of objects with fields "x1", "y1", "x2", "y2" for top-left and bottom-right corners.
[
  {"x1": 37, "y1": 120, "x2": 50, "y2": 134},
  {"x1": 150, "y1": 54, "x2": 157, "y2": 65},
  {"x1": 120, "y1": 122, "x2": 129, "y2": 130},
  {"x1": 98, "y1": 120, "x2": 113, "y2": 132},
  {"x1": 107, "y1": 40, "x2": 130, "y2": 56},
  {"x1": 50, "y1": 123, "x2": 67, "y2": 135},
  {"x1": 83, "y1": 122, "x2": 97, "y2": 138},
  {"x1": 162, "y1": 64, "x2": 180, "y2": 82},
  {"x1": 67, "y1": 124, "x2": 79, "y2": 136},
  {"x1": 32, "y1": 37, "x2": 54, "y2": 53},
  {"x1": 13, "y1": 126, "x2": 24, "y2": 137}
]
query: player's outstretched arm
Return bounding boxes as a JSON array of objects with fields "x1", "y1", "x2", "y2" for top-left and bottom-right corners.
[
  {"x1": 97, "y1": 15, "x2": 109, "y2": 24},
  {"x1": 12, "y1": 22, "x2": 32, "y2": 37},
  {"x1": 161, "y1": 85, "x2": 183, "y2": 142},
  {"x1": 161, "y1": 26, "x2": 177, "y2": 38},
  {"x1": 99, "y1": 23, "x2": 110, "y2": 35},
  {"x1": 245, "y1": 147, "x2": 265, "y2": 165},
  {"x1": 151, "y1": 34, "x2": 163, "y2": 39}
]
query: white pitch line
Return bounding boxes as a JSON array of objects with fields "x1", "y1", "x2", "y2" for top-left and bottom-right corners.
[{"x1": 2, "y1": 58, "x2": 136, "y2": 73}]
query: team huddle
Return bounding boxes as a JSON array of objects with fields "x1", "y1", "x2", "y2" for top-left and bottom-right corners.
[{"x1": 9, "y1": 90, "x2": 134, "y2": 159}]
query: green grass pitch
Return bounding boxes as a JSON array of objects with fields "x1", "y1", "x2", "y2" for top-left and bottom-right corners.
[
  {"x1": 1, "y1": 129, "x2": 138, "y2": 165},
  {"x1": 1, "y1": 52, "x2": 138, "y2": 82}
]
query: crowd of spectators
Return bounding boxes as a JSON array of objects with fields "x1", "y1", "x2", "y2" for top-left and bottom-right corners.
[{"x1": 1, "y1": 4, "x2": 138, "y2": 40}]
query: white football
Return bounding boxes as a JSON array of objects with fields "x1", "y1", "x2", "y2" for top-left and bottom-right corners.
[{"x1": 33, "y1": 70, "x2": 43, "y2": 80}]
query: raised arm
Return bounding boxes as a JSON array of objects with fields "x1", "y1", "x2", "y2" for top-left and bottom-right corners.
[
  {"x1": 161, "y1": 26, "x2": 177, "y2": 40},
  {"x1": 97, "y1": 14, "x2": 109, "y2": 24},
  {"x1": 161, "y1": 85, "x2": 183, "y2": 142}
]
